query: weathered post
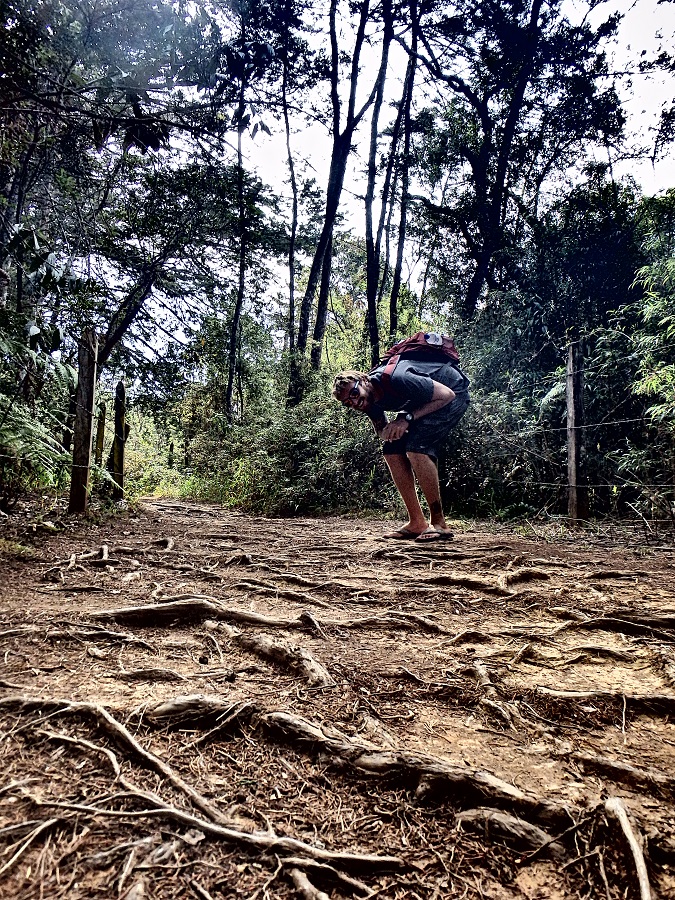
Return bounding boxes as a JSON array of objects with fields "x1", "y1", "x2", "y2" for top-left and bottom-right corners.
[
  {"x1": 111, "y1": 381, "x2": 126, "y2": 500},
  {"x1": 566, "y1": 341, "x2": 588, "y2": 524},
  {"x1": 94, "y1": 401, "x2": 106, "y2": 467},
  {"x1": 68, "y1": 329, "x2": 98, "y2": 513}
]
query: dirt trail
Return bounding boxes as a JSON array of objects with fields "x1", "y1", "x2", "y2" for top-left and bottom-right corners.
[{"x1": 1, "y1": 499, "x2": 674, "y2": 899}]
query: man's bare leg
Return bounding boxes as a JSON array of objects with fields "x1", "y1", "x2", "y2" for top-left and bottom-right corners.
[
  {"x1": 384, "y1": 453, "x2": 429, "y2": 534},
  {"x1": 407, "y1": 451, "x2": 452, "y2": 535}
]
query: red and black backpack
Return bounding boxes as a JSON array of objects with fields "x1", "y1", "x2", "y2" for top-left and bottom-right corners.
[{"x1": 374, "y1": 331, "x2": 460, "y2": 387}]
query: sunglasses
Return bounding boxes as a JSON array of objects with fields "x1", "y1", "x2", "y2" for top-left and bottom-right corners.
[{"x1": 341, "y1": 382, "x2": 361, "y2": 406}]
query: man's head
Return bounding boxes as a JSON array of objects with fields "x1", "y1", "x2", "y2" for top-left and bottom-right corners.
[{"x1": 332, "y1": 370, "x2": 373, "y2": 411}]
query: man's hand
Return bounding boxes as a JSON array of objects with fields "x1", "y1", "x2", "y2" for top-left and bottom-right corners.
[{"x1": 381, "y1": 417, "x2": 411, "y2": 442}]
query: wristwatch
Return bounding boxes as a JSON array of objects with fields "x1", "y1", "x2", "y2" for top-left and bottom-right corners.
[{"x1": 400, "y1": 412, "x2": 414, "y2": 424}]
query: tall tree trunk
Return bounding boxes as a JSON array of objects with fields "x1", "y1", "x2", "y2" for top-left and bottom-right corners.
[
  {"x1": 282, "y1": 48, "x2": 299, "y2": 358},
  {"x1": 463, "y1": 0, "x2": 544, "y2": 317},
  {"x1": 310, "y1": 232, "x2": 333, "y2": 369},
  {"x1": 375, "y1": 163, "x2": 399, "y2": 318},
  {"x1": 288, "y1": 0, "x2": 382, "y2": 403},
  {"x1": 419, "y1": 173, "x2": 452, "y2": 314},
  {"x1": 225, "y1": 76, "x2": 248, "y2": 421},
  {"x1": 389, "y1": 19, "x2": 417, "y2": 341},
  {"x1": 364, "y1": 0, "x2": 393, "y2": 366}
]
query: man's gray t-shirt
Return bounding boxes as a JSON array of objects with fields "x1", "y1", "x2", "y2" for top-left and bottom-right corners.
[
  {"x1": 367, "y1": 359, "x2": 470, "y2": 459},
  {"x1": 369, "y1": 359, "x2": 470, "y2": 415}
]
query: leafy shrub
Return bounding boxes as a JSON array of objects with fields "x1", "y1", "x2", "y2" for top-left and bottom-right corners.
[{"x1": 179, "y1": 388, "x2": 396, "y2": 516}]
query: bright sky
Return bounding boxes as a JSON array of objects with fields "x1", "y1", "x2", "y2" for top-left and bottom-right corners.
[
  {"x1": 247, "y1": 0, "x2": 675, "y2": 238},
  {"x1": 587, "y1": 0, "x2": 675, "y2": 195}
]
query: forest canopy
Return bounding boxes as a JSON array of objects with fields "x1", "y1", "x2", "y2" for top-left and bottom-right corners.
[{"x1": 1, "y1": 0, "x2": 674, "y2": 527}]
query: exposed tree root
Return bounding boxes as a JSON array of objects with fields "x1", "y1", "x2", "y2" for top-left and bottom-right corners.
[
  {"x1": 89, "y1": 599, "x2": 450, "y2": 638},
  {"x1": 604, "y1": 797, "x2": 652, "y2": 900},
  {"x1": 565, "y1": 644, "x2": 638, "y2": 663},
  {"x1": 0, "y1": 622, "x2": 155, "y2": 651},
  {"x1": 143, "y1": 695, "x2": 251, "y2": 729},
  {"x1": 260, "y1": 710, "x2": 573, "y2": 828},
  {"x1": 0, "y1": 696, "x2": 229, "y2": 824},
  {"x1": 616, "y1": 613, "x2": 675, "y2": 629},
  {"x1": 47, "y1": 626, "x2": 155, "y2": 651},
  {"x1": 233, "y1": 580, "x2": 331, "y2": 608},
  {"x1": 445, "y1": 629, "x2": 494, "y2": 645},
  {"x1": 466, "y1": 659, "x2": 517, "y2": 727},
  {"x1": 21, "y1": 727, "x2": 403, "y2": 874},
  {"x1": 219, "y1": 625, "x2": 335, "y2": 687},
  {"x1": 534, "y1": 686, "x2": 675, "y2": 716},
  {"x1": 280, "y1": 857, "x2": 370, "y2": 897},
  {"x1": 455, "y1": 808, "x2": 566, "y2": 860},
  {"x1": 289, "y1": 867, "x2": 331, "y2": 900},
  {"x1": 558, "y1": 617, "x2": 675, "y2": 643},
  {"x1": 415, "y1": 573, "x2": 515, "y2": 597},
  {"x1": 497, "y1": 567, "x2": 551, "y2": 590},
  {"x1": 132, "y1": 695, "x2": 571, "y2": 827},
  {"x1": 116, "y1": 667, "x2": 187, "y2": 683},
  {"x1": 547, "y1": 607, "x2": 589, "y2": 622},
  {"x1": 583, "y1": 570, "x2": 649, "y2": 580},
  {"x1": 91, "y1": 598, "x2": 248, "y2": 626},
  {"x1": 651, "y1": 646, "x2": 675, "y2": 687},
  {"x1": 569, "y1": 752, "x2": 675, "y2": 797},
  {"x1": 341, "y1": 612, "x2": 448, "y2": 634}
]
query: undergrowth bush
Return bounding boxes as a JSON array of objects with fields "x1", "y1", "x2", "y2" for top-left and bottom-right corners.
[{"x1": 176, "y1": 389, "x2": 396, "y2": 516}]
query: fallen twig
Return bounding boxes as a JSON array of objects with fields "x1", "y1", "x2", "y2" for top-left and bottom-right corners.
[{"x1": 604, "y1": 797, "x2": 651, "y2": 900}]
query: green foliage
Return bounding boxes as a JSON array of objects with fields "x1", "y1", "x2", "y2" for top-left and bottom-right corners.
[
  {"x1": 631, "y1": 255, "x2": 675, "y2": 429},
  {"x1": 117, "y1": 408, "x2": 183, "y2": 500},
  {"x1": 171, "y1": 385, "x2": 395, "y2": 516},
  {"x1": 0, "y1": 0, "x2": 672, "y2": 530},
  {"x1": 0, "y1": 317, "x2": 74, "y2": 508}
]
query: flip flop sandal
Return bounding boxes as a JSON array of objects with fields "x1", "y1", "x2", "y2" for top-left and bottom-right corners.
[
  {"x1": 382, "y1": 528, "x2": 425, "y2": 540},
  {"x1": 415, "y1": 529, "x2": 454, "y2": 542}
]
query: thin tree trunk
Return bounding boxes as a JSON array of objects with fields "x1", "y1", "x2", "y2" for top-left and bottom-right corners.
[
  {"x1": 419, "y1": 173, "x2": 452, "y2": 313},
  {"x1": 282, "y1": 50, "x2": 298, "y2": 358},
  {"x1": 289, "y1": 0, "x2": 381, "y2": 403},
  {"x1": 389, "y1": 13, "x2": 417, "y2": 342},
  {"x1": 373, "y1": 64, "x2": 409, "y2": 308},
  {"x1": 375, "y1": 164, "x2": 399, "y2": 317},
  {"x1": 225, "y1": 74, "x2": 248, "y2": 421},
  {"x1": 110, "y1": 380, "x2": 126, "y2": 501},
  {"x1": 310, "y1": 232, "x2": 333, "y2": 369},
  {"x1": 69, "y1": 330, "x2": 98, "y2": 514},
  {"x1": 364, "y1": 0, "x2": 393, "y2": 366}
]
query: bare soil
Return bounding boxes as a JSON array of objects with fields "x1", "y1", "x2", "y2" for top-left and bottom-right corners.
[{"x1": 1, "y1": 499, "x2": 674, "y2": 900}]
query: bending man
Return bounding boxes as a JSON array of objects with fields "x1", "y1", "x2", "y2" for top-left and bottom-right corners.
[{"x1": 332, "y1": 357, "x2": 469, "y2": 542}]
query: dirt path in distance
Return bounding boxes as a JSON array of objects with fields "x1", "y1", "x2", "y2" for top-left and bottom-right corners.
[{"x1": 1, "y1": 499, "x2": 674, "y2": 899}]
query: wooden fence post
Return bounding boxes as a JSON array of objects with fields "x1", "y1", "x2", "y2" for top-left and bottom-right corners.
[
  {"x1": 110, "y1": 381, "x2": 126, "y2": 501},
  {"x1": 566, "y1": 341, "x2": 588, "y2": 524},
  {"x1": 68, "y1": 329, "x2": 98, "y2": 513},
  {"x1": 94, "y1": 401, "x2": 106, "y2": 467}
]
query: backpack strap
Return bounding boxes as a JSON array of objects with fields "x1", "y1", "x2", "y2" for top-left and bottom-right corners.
[{"x1": 380, "y1": 353, "x2": 400, "y2": 391}]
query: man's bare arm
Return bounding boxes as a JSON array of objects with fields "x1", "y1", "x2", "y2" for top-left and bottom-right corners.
[
  {"x1": 411, "y1": 381, "x2": 455, "y2": 419},
  {"x1": 381, "y1": 382, "x2": 455, "y2": 442}
]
